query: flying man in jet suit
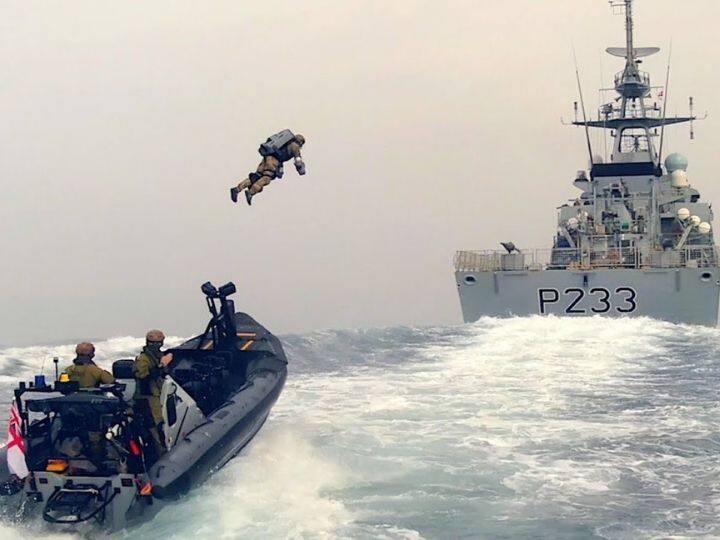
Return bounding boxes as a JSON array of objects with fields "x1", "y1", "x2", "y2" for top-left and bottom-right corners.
[{"x1": 230, "y1": 130, "x2": 306, "y2": 206}]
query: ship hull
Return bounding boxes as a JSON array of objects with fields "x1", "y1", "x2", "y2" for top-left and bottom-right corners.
[{"x1": 455, "y1": 267, "x2": 720, "y2": 326}]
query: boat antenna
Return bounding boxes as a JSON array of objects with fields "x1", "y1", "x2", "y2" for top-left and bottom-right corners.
[
  {"x1": 573, "y1": 43, "x2": 594, "y2": 168},
  {"x1": 657, "y1": 41, "x2": 673, "y2": 167}
]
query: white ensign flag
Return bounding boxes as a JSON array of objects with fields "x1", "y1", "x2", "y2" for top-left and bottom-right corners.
[{"x1": 7, "y1": 402, "x2": 28, "y2": 478}]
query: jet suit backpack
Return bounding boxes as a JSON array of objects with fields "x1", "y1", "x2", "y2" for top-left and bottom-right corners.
[{"x1": 258, "y1": 129, "x2": 298, "y2": 162}]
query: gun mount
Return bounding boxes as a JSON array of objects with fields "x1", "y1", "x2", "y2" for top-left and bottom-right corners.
[{"x1": 198, "y1": 281, "x2": 238, "y2": 349}]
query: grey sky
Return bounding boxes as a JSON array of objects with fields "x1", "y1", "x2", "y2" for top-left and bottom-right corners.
[{"x1": 1, "y1": 0, "x2": 719, "y2": 346}]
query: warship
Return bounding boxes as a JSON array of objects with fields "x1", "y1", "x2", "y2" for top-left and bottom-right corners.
[{"x1": 454, "y1": 0, "x2": 719, "y2": 326}]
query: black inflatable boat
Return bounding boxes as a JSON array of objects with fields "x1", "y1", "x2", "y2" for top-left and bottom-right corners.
[{"x1": 0, "y1": 281, "x2": 287, "y2": 531}]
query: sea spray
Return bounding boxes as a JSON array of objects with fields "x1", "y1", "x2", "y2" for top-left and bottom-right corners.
[{"x1": 1, "y1": 317, "x2": 720, "y2": 538}]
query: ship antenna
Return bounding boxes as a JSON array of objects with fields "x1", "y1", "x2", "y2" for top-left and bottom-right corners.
[
  {"x1": 573, "y1": 44, "x2": 594, "y2": 168},
  {"x1": 599, "y1": 51, "x2": 608, "y2": 162},
  {"x1": 625, "y1": 0, "x2": 635, "y2": 66},
  {"x1": 657, "y1": 41, "x2": 673, "y2": 167},
  {"x1": 689, "y1": 96, "x2": 695, "y2": 140}
]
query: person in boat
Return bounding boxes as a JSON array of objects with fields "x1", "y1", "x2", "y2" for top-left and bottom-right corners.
[
  {"x1": 62, "y1": 342, "x2": 115, "y2": 388},
  {"x1": 133, "y1": 329, "x2": 173, "y2": 457},
  {"x1": 54, "y1": 343, "x2": 116, "y2": 465},
  {"x1": 230, "y1": 130, "x2": 306, "y2": 206}
]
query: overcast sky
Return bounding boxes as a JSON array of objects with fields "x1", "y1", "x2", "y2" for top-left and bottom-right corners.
[{"x1": 1, "y1": 0, "x2": 719, "y2": 346}]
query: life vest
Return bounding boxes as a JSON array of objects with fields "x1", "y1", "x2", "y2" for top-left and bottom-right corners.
[
  {"x1": 65, "y1": 358, "x2": 111, "y2": 388},
  {"x1": 133, "y1": 349, "x2": 164, "y2": 398}
]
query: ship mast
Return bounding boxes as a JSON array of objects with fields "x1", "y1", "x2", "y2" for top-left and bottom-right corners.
[
  {"x1": 624, "y1": 0, "x2": 634, "y2": 66},
  {"x1": 572, "y1": 0, "x2": 695, "y2": 170},
  {"x1": 620, "y1": 0, "x2": 637, "y2": 119}
]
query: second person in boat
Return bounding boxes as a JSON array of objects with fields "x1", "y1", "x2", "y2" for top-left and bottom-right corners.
[{"x1": 133, "y1": 329, "x2": 173, "y2": 458}]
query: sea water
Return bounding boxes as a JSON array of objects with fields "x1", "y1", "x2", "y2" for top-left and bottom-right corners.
[{"x1": 1, "y1": 316, "x2": 719, "y2": 539}]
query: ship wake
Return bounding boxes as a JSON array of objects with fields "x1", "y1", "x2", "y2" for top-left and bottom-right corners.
[{"x1": 1, "y1": 316, "x2": 720, "y2": 538}]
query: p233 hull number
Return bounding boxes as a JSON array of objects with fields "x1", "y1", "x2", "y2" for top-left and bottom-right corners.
[{"x1": 538, "y1": 287, "x2": 637, "y2": 315}]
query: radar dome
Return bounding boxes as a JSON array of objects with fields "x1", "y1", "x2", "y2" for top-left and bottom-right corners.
[
  {"x1": 677, "y1": 207, "x2": 691, "y2": 220},
  {"x1": 698, "y1": 222, "x2": 712, "y2": 235},
  {"x1": 670, "y1": 169, "x2": 689, "y2": 188},
  {"x1": 665, "y1": 153, "x2": 689, "y2": 173},
  {"x1": 690, "y1": 215, "x2": 702, "y2": 227}
]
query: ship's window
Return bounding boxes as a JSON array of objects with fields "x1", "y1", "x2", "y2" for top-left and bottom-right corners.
[
  {"x1": 701, "y1": 272, "x2": 713, "y2": 282},
  {"x1": 464, "y1": 275, "x2": 477, "y2": 285},
  {"x1": 618, "y1": 128, "x2": 650, "y2": 154}
]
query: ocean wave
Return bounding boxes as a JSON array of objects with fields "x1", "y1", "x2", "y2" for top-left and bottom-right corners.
[{"x1": 1, "y1": 316, "x2": 719, "y2": 538}]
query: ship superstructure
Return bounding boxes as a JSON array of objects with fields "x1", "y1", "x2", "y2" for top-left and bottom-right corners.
[{"x1": 454, "y1": 0, "x2": 719, "y2": 326}]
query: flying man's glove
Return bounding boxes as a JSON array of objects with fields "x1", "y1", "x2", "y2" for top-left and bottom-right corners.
[{"x1": 295, "y1": 159, "x2": 306, "y2": 176}]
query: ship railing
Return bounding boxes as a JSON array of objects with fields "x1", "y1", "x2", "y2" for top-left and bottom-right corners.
[
  {"x1": 544, "y1": 247, "x2": 639, "y2": 270},
  {"x1": 454, "y1": 250, "x2": 509, "y2": 272},
  {"x1": 682, "y1": 246, "x2": 719, "y2": 268},
  {"x1": 614, "y1": 70, "x2": 651, "y2": 88},
  {"x1": 597, "y1": 106, "x2": 662, "y2": 123},
  {"x1": 454, "y1": 246, "x2": 720, "y2": 272}
]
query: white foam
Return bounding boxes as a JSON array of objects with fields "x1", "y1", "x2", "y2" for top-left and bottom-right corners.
[
  {"x1": 2, "y1": 316, "x2": 719, "y2": 538},
  {"x1": 0, "y1": 522, "x2": 77, "y2": 539},
  {"x1": 128, "y1": 426, "x2": 352, "y2": 539},
  {"x1": 0, "y1": 336, "x2": 187, "y2": 381}
]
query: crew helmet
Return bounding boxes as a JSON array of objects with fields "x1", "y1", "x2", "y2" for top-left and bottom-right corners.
[
  {"x1": 75, "y1": 342, "x2": 95, "y2": 357},
  {"x1": 146, "y1": 329, "x2": 166, "y2": 342},
  {"x1": 295, "y1": 133, "x2": 305, "y2": 146}
]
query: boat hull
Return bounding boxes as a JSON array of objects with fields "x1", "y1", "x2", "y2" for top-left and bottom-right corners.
[
  {"x1": 148, "y1": 366, "x2": 286, "y2": 500},
  {"x1": 455, "y1": 267, "x2": 720, "y2": 326}
]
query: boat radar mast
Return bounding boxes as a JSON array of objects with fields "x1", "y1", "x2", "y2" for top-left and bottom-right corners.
[{"x1": 573, "y1": 0, "x2": 695, "y2": 175}]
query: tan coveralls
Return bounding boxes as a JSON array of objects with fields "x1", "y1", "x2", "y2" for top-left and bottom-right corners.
[
  {"x1": 236, "y1": 141, "x2": 303, "y2": 195},
  {"x1": 133, "y1": 347, "x2": 167, "y2": 454},
  {"x1": 64, "y1": 358, "x2": 115, "y2": 388},
  {"x1": 62, "y1": 357, "x2": 115, "y2": 460}
]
